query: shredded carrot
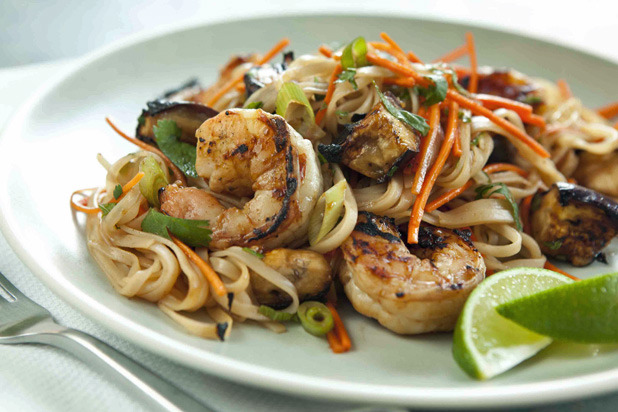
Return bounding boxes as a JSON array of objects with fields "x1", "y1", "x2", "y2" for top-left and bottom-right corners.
[
  {"x1": 382, "y1": 77, "x2": 415, "y2": 87},
  {"x1": 70, "y1": 188, "x2": 100, "y2": 214},
  {"x1": 451, "y1": 126, "x2": 462, "y2": 157},
  {"x1": 110, "y1": 172, "x2": 145, "y2": 203},
  {"x1": 169, "y1": 233, "x2": 227, "y2": 297},
  {"x1": 366, "y1": 52, "x2": 426, "y2": 85},
  {"x1": 432, "y1": 43, "x2": 468, "y2": 63},
  {"x1": 207, "y1": 38, "x2": 290, "y2": 106},
  {"x1": 465, "y1": 32, "x2": 478, "y2": 94},
  {"x1": 318, "y1": 45, "x2": 333, "y2": 58},
  {"x1": 521, "y1": 112, "x2": 546, "y2": 129},
  {"x1": 315, "y1": 63, "x2": 343, "y2": 125},
  {"x1": 567, "y1": 177, "x2": 577, "y2": 184},
  {"x1": 446, "y1": 90, "x2": 550, "y2": 158},
  {"x1": 614, "y1": 120, "x2": 618, "y2": 130},
  {"x1": 326, "y1": 302, "x2": 352, "y2": 354},
  {"x1": 544, "y1": 261, "x2": 580, "y2": 281},
  {"x1": 369, "y1": 41, "x2": 410, "y2": 66},
  {"x1": 482, "y1": 163, "x2": 529, "y2": 178},
  {"x1": 105, "y1": 117, "x2": 187, "y2": 186},
  {"x1": 557, "y1": 79, "x2": 572, "y2": 99},
  {"x1": 475, "y1": 94, "x2": 532, "y2": 117},
  {"x1": 425, "y1": 180, "x2": 473, "y2": 213},
  {"x1": 406, "y1": 51, "x2": 423, "y2": 64},
  {"x1": 597, "y1": 101, "x2": 618, "y2": 119},
  {"x1": 408, "y1": 101, "x2": 458, "y2": 243},
  {"x1": 453, "y1": 65, "x2": 471, "y2": 78},
  {"x1": 411, "y1": 105, "x2": 442, "y2": 194},
  {"x1": 380, "y1": 32, "x2": 405, "y2": 55},
  {"x1": 519, "y1": 194, "x2": 534, "y2": 234}
]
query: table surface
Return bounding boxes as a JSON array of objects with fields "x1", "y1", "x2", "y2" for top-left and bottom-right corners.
[{"x1": 1, "y1": 2, "x2": 617, "y2": 411}]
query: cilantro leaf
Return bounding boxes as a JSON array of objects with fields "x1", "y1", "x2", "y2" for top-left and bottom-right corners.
[
  {"x1": 141, "y1": 208, "x2": 211, "y2": 247},
  {"x1": 475, "y1": 183, "x2": 523, "y2": 231},
  {"x1": 113, "y1": 184, "x2": 123, "y2": 199},
  {"x1": 336, "y1": 68, "x2": 358, "y2": 90},
  {"x1": 246, "y1": 101, "x2": 263, "y2": 109},
  {"x1": 543, "y1": 239, "x2": 564, "y2": 250},
  {"x1": 335, "y1": 110, "x2": 349, "y2": 118},
  {"x1": 522, "y1": 95, "x2": 543, "y2": 105},
  {"x1": 458, "y1": 111, "x2": 471, "y2": 123},
  {"x1": 374, "y1": 82, "x2": 430, "y2": 136},
  {"x1": 242, "y1": 247, "x2": 264, "y2": 258},
  {"x1": 417, "y1": 73, "x2": 448, "y2": 106},
  {"x1": 153, "y1": 119, "x2": 198, "y2": 178},
  {"x1": 99, "y1": 203, "x2": 116, "y2": 216}
]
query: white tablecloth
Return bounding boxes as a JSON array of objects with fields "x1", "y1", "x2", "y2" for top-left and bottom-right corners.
[{"x1": 1, "y1": 3, "x2": 617, "y2": 411}]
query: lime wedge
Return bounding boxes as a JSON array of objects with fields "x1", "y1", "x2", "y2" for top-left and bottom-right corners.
[
  {"x1": 453, "y1": 267, "x2": 573, "y2": 380},
  {"x1": 497, "y1": 272, "x2": 618, "y2": 343}
]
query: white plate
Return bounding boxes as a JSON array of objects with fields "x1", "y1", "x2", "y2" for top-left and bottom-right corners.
[{"x1": 1, "y1": 13, "x2": 618, "y2": 409}]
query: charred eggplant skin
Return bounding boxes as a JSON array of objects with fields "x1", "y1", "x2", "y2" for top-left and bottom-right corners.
[
  {"x1": 136, "y1": 101, "x2": 218, "y2": 146},
  {"x1": 531, "y1": 183, "x2": 618, "y2": 266},
  {"x1": 318, "y1": 93, "x2": 420, "y2": 181},
  {"x1": 243, "y1": 52, "x2": 293, "y2": 97}
]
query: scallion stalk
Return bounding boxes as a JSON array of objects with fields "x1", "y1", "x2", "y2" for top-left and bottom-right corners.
[{"x1": 308, "y1": 180, "x2": 347, "y2": 245}]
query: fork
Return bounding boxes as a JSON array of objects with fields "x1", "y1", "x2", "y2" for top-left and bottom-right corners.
[{"x1": 0, "y1": 271, "x2": 212, "y2": 412}]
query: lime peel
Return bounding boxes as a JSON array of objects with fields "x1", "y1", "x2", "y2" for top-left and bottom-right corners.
[{"x1": 453, "y1": 267, "x2": 573, "y2": 380}]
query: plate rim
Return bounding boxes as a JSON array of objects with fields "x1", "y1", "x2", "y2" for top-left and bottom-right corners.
[{"x1": 1, "y1": 11, "x2": 618, "y2": 408}]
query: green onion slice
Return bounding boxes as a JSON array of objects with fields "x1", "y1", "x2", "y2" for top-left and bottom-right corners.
[
  {"x1": 297, "y1": 301, "x2": 334, "y2": 336},
  {"x1": 139, "y1": 156, "x2": 169, "y2": 208},
  {"x1": 258, "y1": 305, "x2": 298, "y2": 322},
  {"x1": 141, "y1": 209, "x2": 211, "y2": 247},
  {"x1": 308, "y1": 180, "x2": 347, "y2": 246},
  {"x1": 276, "y1": 82, "x2": 314, "y2": 122},
  {"x1": 341, "y1": 37, "x2": 368, "y2": 70}
]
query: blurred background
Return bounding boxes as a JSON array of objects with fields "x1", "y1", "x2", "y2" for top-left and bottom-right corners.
[{"x1": 0, "y1": 0, "x2": 616, "y2": 68}]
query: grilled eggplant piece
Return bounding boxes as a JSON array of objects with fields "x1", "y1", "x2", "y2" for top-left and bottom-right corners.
[
  {"x1": 530, "y1": 183, "x2": 618, "y2": 266},
  {"x1": 318, "y1": 95, "x2": 421, "y2": 181},
  {"x1": 251, "y1": 248, "x2": 332, "y2": 309},
  {"x1": 158, "y1": 78, "x2": 201, "y2": 101},
  {"x1": 460, "y1": 68, "x2": 541, "y2": 108},
  {"x1": 243, "y1": 52, "x2": 293, "y2": 97},
  {"x1": 136, "y1": 101, "x2": 218, "y2": 146}
]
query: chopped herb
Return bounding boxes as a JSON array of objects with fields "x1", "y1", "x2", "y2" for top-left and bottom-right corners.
[
  {"x1": 416, "y1": 73, "x2": 448, "y2": 106},
  {"x1": 141, "y1": 208, "x2": 211, "y2": 247},
  {"x1": 471, "y1": 136, "x2": 480, "y2": 146},
  {"x1": 99, "y1": 203, "x2": 116, "y2": 216},
  {"x1": 387, "y1": 165, "x2": 399, "y2": 177},
  {"x1": 481, "y1": 171, "x2": 491, "y2": 182},
  {"x1": 441, "y1": 68, "x2": 469, "y2": 96},
  {"x1": 522, "y1": 95, "x2": 543, "y2": 105},
  {"x1": 242, "y1": 247, "x2": 264, "y2": 259},
  {"x1": 153, "y1": 119, "x2": 198, "y2": 178},
  {"x1": 531, "y1": 193, "x2": 542, "y2": 212},
  {"x1": 113, "y1": 184, "x2": 123, "y2": 199},
  {"x1": 458, "y1": 111, "x2": 471, "y2": 123},
  {"x1": 317, "y1": 152, "x2": 328, "y2": 165},
  {"x1": 374, "y1": 82, "x2": 430, "y2": 136},
  {"x1": 336, "y1": 68, "x2": 358, "y2": 90},
  {"x1": 475, "y1": 183, "x2": 523, "y2": 231},
  {"x1": 335, "y1": 110, "x2": 349, "y2": 118},
  {"x1": 246, "y1": 101, "x2": 263, "y2": 109},
  {"x1": 137, "y1": 114, "x2": 145, "y2": 127},
  {"x1": 258, "y1": 305, "x2": 299, "y2": 322},
  {"x1": 314, "y1": 77, "x2": 320, "y2": 83},
  {"x1": 315, "y1": 94, "x2": 325, "y2": 102},
  {"x1": 395, "y1": 86, "x2": 411, "y2": 102},
  {"x1": 543, "y1": 239, "x2": 564, "y2": 250}
]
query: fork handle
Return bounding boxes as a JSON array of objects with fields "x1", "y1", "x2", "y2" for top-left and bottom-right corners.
[{"x1": 33, "y1": 327, "x2": 211, "y2": 412}]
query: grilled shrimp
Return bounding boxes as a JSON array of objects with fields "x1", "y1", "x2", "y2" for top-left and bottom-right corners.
[
  {"x1": 162, "y1": 109, "x2": 322, "y2": 250},
  {"x1": 339, "y1": 212, "x2": 485, "y2": 334},
  {"x1": 530, "y1": 182, "x2": 618, "y2": 266}
]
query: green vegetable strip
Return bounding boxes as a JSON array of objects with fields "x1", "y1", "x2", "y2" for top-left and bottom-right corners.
[
  {"x1": 141, "y1": 209, "x2": 211, "y2": 247},
  {"x1": 374, "y1": 82, "x2": 430, "y2": 136},
  {"x1": 153, "y1": 119, "x2": 198, "y2": 178},
  {"x1": 275, "y1": 82, "x2": 315, "y2": 122},
  {"x1": 139, "y1": 156, "x2": 169, "y2": 208},
  {"x1": 475, "y1": 183, "x2": 523, "y2": 231},
  {"x1": 258, "y1": 305, "x2": 298, "y2": 322}
]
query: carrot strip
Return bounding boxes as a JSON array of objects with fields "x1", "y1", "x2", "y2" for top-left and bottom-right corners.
[
  {"x1": 169, "y1": 233, "x2": 228, "y2": 297},
  {"x1": 319, "y1": 45, "x2": 333, "y2": 58},
  {"x1": 110, "y1": 172, "x2": 145, "y2": 203},
  {"x1": 369, "y1": 41, "x2": 410, "y2": 66},
  {"x1": 406, "y1": 51, "x2": 423, "y2": 64},
  {"x1": 411, "y1": 105, "x2": 442, "y2": 194},
  {"x1": 521, "y1": 112, "x2": 546, "y2": 129},
  {"x1": 315, "y1": 63, "x2": 343, "y2": 125},
  {"x1": 326, "y1": 302, "x2": 352, "y2": 353},
  {"x1": 557, "y1": 79, "x2": 572, "y2": 99},
  {"x1": 451, "y1": 126, "x2": 462, "y2": 157},
  {"x1": 432, "y1": 43, "x2": 468, "y2": 63},
  {"x1": 482, "y1": 163, "x2": 529, "y2": 177},
  {"x1": 544, "y1": 261, "x2": 580, "y2": 281},
  {"x1": 70, "y1": 188, "x2": 100, "y2": 214},
  {"x1": 520, "y1": 194, "x2": 534, "y2": 234},
  {"x1": 382, "y1": 77, "x2": 416, "y2": 87},
  {"x1": 207, "y1": 38, "x2": 290, "y2": 106},
  {"x1": 446, "y1": 90, "x2": 551, "y2": 158},
  {"x1": 597, "y1": 101, "x2": 618, "y2": 119},
  {"x1": 466, "y1": 32, "x2": 478, "y2": 94},
  {"x1": 425, "y1": 180, "x2": 473, "y2": 212},
  {"x1": 380, "y1": 32, "x2": 405, "y2": 55},
  {"x1": 366, "y1": 52, "x2": 426, "y2": 85},
  {"x1": 408, "y1": 101, "x2": 458, "y2": 243},
  {"x1": 613, "y1": 120, "x2": 618, "y2": 130},
  {"x1": 105, "y1": 117, "x2": 187, "y2": 186},
  {"x1": 475, "y1": 94, "x2": 533, "y2": 117}
]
